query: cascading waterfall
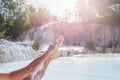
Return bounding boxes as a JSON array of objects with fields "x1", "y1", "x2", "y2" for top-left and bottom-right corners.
[
  {"x1": 1, "y1": 22, "x2": 120, "y2": 63},
  {"x1": 25, "y1": 22, "x2": 120, "y2": 46},
  {"x1": 0, "y1": 23, "x2": 55, "y2": 63},
  {"x1": 0, "y1": 39, "x2": 38, "y2": 63},
  {"x1": 25, "y1": 23, "x2": 55, "y2": 43}
]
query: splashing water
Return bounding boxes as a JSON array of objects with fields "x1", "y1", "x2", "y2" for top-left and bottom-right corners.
[
  {"x1": 0, "y1": 39, "x2": 37, "y2": 63},
  {"x1": 0, "y1": 56, "x2": 120, "y2": 80}
]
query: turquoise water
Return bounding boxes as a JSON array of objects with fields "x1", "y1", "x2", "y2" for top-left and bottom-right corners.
[
  {"x1": 43, "y1": 57, "x2": 120, "y2": 80},
  {"x1": 0, "y1": 56, "x2": 120, "y2": 80}
]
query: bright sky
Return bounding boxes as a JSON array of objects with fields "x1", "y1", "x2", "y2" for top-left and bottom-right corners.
[{"x1": 28, "y1": 0, "x2": 76, "y2": 17}]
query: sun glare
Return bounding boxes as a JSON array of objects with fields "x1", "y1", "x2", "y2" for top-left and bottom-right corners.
[{"x1": 29, "y1": 0, "x2": 76, "y2": 17}]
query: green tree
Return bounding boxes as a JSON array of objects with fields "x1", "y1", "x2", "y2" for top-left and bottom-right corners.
[
  {"x1": 0, "y1": 0, "x2": 58, "y2": 40},
  {"x1": 0, "y1": 14, "x2": 6, "y2": 38},
  {"x1": 76, "y1": 0, "x2": 120, "y2": 21},
  {"x1": 87, "y1": 0, "x2": 120, "y2": 16},
  {"x1": 63, "y1": 10, "x2": 72, "y2": 22},
  {"x1": 30, "y1": 8, "x2": 58, "y2": 27},
  {"x1": 0, "y1": 0, "x2": 26, "y2": 19},
  {"x1": 76, "y1": 0, "x2": 96, "y2": 21},
  {"x1": 0, "y1": 0, "x2": 31, "y2": 39}
]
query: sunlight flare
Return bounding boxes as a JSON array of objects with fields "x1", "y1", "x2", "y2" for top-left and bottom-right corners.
[{"x1": 29, "y1": 0, "x2": 76, "y2": 17}]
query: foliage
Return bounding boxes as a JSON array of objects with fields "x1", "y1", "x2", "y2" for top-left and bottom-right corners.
[
  {"x1": 32, "y1": 38, "x2": 41, "y2": 51},
  {"x1": 0, "y1": 14, "x2": 6, "y2": 39},
  {"x1": 76, "y1": 0, "x2": 97, "y2": 21},
  {"x1": 0, "y1": 0, "x2": 26, "y2": 19},
  {"x1": 0, "y1": 31, "x2": 5, "y2": 39},
  {"x1": 0, "y1": 0, "x2": 29, "y2": 39},
  {"x1": 101, "y1": 47, "x2": 107, "y2": 53},
  {"x1": 63, "y1": 10, "x2": 72, "y2": 22},
  {"x1": 76, "y1": 0, "x2": 120, "y2": 21},
  {"x1": 107, "y1": 41, "x2": 119, "y2": 48},
  {"x1": 83, "y1": 40, "x2": 96, "y2": 50},
  {"x1": 88, "y1": 0, "x2": 120, "y2": 16},
  {"x1": 0, "y1": 0, "x2": 58, "y2": 40},
  {"x1": 30, "y1": 8, "x2": 58, "y2": 27}
]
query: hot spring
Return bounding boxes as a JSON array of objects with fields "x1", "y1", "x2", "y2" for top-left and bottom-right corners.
[{"x1": 0, "y1": 55, "x2": 120, "y2": 80}]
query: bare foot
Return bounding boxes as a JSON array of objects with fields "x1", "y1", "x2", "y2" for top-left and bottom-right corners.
[{"x1": 47, "y1": 35, "x2": 64, "y2": 56}]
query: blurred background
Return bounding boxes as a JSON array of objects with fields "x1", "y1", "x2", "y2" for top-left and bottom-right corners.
[{"x1": 0, "y1": 0, "x2": 120, "y2": 63}]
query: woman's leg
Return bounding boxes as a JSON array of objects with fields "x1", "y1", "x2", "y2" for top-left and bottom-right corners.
[
  {"x1": 38, "y1": 36, "x2": 63, "y2": 78},
  {"x1": 1, "y1": 36, "x2": 64, "y2": 80},
  {"x1": 23, "y1": 51, "x2": 59, "y2": 80},
  {"x1": 39, "y1": 51, "x2": 59, "y2": 78},
  {"x1": 0, "y1": 73, "x2": 10, "y2": 80},
  {"x1": 23, "y1": 36, "x2": 63, "y2": 80}
]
